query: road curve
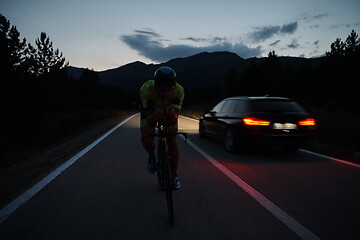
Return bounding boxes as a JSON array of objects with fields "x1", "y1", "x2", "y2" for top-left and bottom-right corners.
[{"x1": 0, "y1": 114, "x2": 359, "y2": 240}]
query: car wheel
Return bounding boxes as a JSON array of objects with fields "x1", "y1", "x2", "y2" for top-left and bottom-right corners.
[
  {"x1": 224, "y1": 128, "x2": 237, "y2": 152},
  {"x1": 199, "y1": 120, "x2": 206, "y2": 138}
]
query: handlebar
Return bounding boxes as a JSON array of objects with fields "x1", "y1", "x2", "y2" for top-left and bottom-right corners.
[
  {"x1": 141, "y1": 131, "x2": 188, "y2": 142},
  {"x1": 141, "y1": 108, "x2": 188, "y2": 142}
]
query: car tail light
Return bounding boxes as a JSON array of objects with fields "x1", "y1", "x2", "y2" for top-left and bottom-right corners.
[
  {"x1": 298, "y1": 118, "x2": 316, "y2": 126},
  {"x1": 243, "y1": 117, "x2": 270, "y2": 126}
]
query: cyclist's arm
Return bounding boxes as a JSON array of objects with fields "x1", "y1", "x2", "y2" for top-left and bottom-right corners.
[
  {"x1": 171, "y1": 84, "x2": 184, "y2": 116},
  {"x1": 140, "y1": 83, "x2": 158, "y2": 125},
  {"x1": 167, "y1": 85, "x2": 184, "y2": 122}
]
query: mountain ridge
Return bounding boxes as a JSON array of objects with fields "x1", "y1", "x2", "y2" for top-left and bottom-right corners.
[{"x1": 66, "y1": 51, "x2": 323, "y2": 95}]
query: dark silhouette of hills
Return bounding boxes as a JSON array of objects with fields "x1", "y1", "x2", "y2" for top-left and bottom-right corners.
[{"x1": 66, "y1": 51, "x2": 322, "y2": 96}]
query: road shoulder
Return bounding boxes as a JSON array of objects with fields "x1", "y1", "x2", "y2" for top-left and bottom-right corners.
[{"x1": 0, "y1": 111, "x2": 135, "y2": 209}]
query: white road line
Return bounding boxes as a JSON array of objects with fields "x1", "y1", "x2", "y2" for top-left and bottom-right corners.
[
  {"x1": 182, "y1": 136, "x2": 321, "y2": 240},
  {"x1": 0, "y1": 113, "x2": 139, "y2": 223},
  {"x1": 299, "y1": 149, "x2": 360, "y2": 168}
]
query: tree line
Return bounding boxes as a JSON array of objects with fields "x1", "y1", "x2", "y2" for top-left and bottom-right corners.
[
  {"x1": 190, "y1": 29, "x2": 360, "y2": 111},
  {"x1": 1, "y1": 14, "x2": 131, "y2": 161}
]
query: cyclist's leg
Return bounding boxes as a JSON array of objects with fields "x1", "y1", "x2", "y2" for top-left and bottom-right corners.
[
  {"x1": 141, "y1": 117, "x2": 157, "y2": 173},
  {"x1": 140, "y1": 116, "x2": 155, "y2": 158},
  {"x1": 167, "y1": 122, "x2": 179, "y2": 177}
]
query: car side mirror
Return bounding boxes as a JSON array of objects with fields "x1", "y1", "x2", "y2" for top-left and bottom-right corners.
[{"x1": 210, "y1": 110, "x2": 216, "y2": 116}]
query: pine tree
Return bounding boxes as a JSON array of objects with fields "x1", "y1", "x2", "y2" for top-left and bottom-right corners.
[
  {"x1": 0, "y1": 14, "x2": 27, "y2": 73},
  {"x1": 326, "y1": 38, "x2": 345, "y2": 57},
  {"x1": 26, "y1": 32, "x2": 68, "y2": 76},
  {"x1": 326, "y1": 30, "x2": 360, "y2": 57},
  {"x1": 344, "y1": 30, "x2": 360, "y2": 56}
]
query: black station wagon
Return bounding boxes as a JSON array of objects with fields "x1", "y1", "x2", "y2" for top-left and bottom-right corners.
[{"x1": 199, "y1": 97, "x2": 316, "y2": 152}]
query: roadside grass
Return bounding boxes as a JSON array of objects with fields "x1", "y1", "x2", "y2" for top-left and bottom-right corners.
[{"x1": 305, "y1": 106, "x2": 360, "y2": 164}]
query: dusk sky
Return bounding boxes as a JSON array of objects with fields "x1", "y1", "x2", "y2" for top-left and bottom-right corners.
[{"x1": 2, "y1": 0, "x2": 359, "y2": 70}]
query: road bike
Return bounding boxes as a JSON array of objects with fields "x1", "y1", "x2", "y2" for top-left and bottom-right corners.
[{"x1": 142, "y1": 110, "x2": 187, "y2": 226}]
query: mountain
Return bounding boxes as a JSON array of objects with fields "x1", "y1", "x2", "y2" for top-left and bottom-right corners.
[
  {"x1": 66, "y1": 66, "x2": 87, "y2": 80},
  {"x1": 66, "y1": 51, "x2": 323, "y2": 96},
  {"x1": 98, "y1": 61, "x2": 157, "y2": 95}
]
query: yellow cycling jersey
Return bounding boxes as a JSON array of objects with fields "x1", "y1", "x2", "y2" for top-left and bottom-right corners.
[{"x1": 140, "y1": 80, "x2": 184, "y2": 110}]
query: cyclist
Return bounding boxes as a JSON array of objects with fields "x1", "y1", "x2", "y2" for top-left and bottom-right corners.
[{"x1": 140, "y1": 66, "x2": 185, "y2": 190}]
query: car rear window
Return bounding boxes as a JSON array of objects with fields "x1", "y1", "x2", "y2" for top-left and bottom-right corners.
[{"x1": 250, "y1": 100, "x2": 305, "y2": 113}]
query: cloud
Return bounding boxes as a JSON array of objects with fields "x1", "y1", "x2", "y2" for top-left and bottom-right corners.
[
  {"x1": 269, "y1": 40, "x2": 281, "y2": 46},
  {"x1": 280, "y1": 22, "x2": 298, "y2": 34},
  {"x1": 180, "y1": 36, "x2": 227, "y2": 44},
  {"x1": 310, "y1": 24, "x2": 320, "y2": 29},
  {"x1": 330, "y1": 22, "x2": 360, "y2": 29},
  {"x1": 250, "y1": 22, "x2": 298, "y2": 42},
  {"x1": 134, "y1": 29, "x2": 161, "y2": 37},
  {"x1": 287, "y1": 39, "x2": 300, "y2": 49},
  {"x1": 180, "y1": 37, "x2": 207, "y2": 42},
  {"x1": 302, "y1": 14, "x2": 328, "y2": 22},
  {"x1": 121, "y1": 30, "x2": 262, "y2": 62},
  {"x1": 250, "y1": 26, "x2": 280, "y2": 42}
]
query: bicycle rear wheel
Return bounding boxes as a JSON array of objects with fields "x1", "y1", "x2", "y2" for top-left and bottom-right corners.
[
  {"x1": 156, "y1": 139, "x2": 165, "y2": 191},
  {"x1": 157, "y1": 137, "x2": 174, "y2": 226},
  {"x1": 163, "y1": 155, "x2": 174, "y2": 226}
]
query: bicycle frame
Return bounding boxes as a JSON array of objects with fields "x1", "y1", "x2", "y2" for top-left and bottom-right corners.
[
  {"x1": 142, "y1": 112, "x2": 188, "y2": 173},
  {"x1": 155, "y1": 121, "x2": 171, "y2": 191},
  {"x1": 141, "y1": 111, "x2": 187, "y2": 226}
]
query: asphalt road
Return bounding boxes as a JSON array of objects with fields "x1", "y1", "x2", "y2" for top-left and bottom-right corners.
[{"x1": 1, "y1": 114, "x2": 359, "y2": 240}]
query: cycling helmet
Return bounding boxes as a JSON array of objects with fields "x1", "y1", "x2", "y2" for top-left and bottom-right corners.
[{"x1": 154, "y1": 66, "x2": 176, "y2": 91}]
